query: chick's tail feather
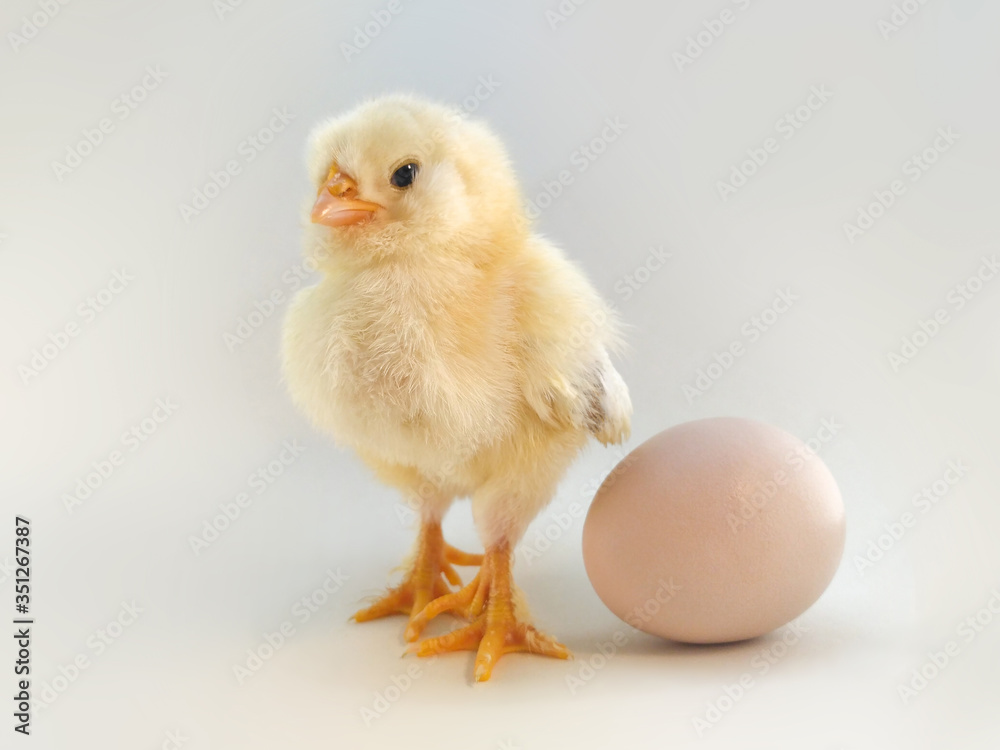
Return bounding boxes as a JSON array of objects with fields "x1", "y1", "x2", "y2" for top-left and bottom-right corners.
[{"x1": 587, "y1": 358, "x2": 632, "y2": 446}]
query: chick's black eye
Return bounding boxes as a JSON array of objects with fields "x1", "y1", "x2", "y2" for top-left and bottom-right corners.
[{"x1": 390, "y1": 162, "x2": 418, "y2": 188}]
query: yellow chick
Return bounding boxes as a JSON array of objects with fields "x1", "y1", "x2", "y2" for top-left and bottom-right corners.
[{"x1": 282, "y1": 94, "x2": 631, "y2": 681}]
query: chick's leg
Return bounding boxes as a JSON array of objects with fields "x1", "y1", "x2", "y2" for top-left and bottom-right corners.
[
  {"x1": 351, "y1": 518, "x2": 483, "y2": 633},
  {"x1": 407, "y1": 541, "x2": 570, "y2": 681}
]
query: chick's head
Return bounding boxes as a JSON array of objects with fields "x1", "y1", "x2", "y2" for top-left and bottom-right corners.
[{"x1": 305, "y1": 94, "x2": 526, "y2": 263}]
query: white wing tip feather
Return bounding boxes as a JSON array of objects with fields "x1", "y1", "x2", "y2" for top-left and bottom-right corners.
[{"x1": 593, "y1": 362, "x2": 632, "y2": 446}]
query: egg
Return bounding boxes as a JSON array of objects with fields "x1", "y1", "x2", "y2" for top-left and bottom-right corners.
[{"x1": 582, "y1": 417, "x2": 845, "y2": 643}]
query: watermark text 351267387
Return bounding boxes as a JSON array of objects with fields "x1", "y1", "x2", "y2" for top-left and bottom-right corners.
[{"x1": 13, "y1": 516, "x2": 33, "y2": 736}]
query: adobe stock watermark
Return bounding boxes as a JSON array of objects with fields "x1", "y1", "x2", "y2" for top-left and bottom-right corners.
[
  {"x1": 32, "y1": 600, "x2": 143, "y2": 713},
  {"x1": 854, "y1": 460, "x2": 968, "y2": 575},
  {"x1": 726, "y1": 417, "x2": 842, "y2": 533},
  {"x1": 7, "y1": 0, "x2": 72, "y2": 53},
  {"x1": 520, "y1": 448, "x2": 638, "y2": 566},
  {"x1": 692, "y1": 619, "x2": 809, "y2": 736},
  {"x1": 566, "y1": 305, "x2": 618, "y2": 355},
  {"x1": 61, "y1": 397, "x2": 179, "y2": 514},
  {"x1": 153, "y1": 729, "x2": 189, "y2": 750},
  {"x1": 403, "y1": 75, "x2": 502, "y2": 160},
  {"x1": 682, "y1": 288, "x2": 798, "y2": 403},
  {"x1": 233, "y1": 567, "x2": 350, "y2": 684},
  {"x1": 393, "y1": 460, "x2": 459, "y2": 526},
  {"x1": 18, "y1": 267, "x2": 134, "y2": 385},
  {"x1": 886, "y1": 255, "x2": 998, "y2": 371},
  {"x1": 178, "y1": 107, "x2": 295, "y2": 222},
  {"x1": 716, "y1": 85, "x2": 833, "y2": 201},
  {"x1": 545, "y1": 0, "x2": 590, "y2": 29},
  {"x1": 897, "y1": 587, "x2": 1000, "y2": 705},
  {"x1": 614, "y1": 246, "x2": 671, "y2": 302},
  {"x1": 223, "y1": 245, "x2": 329, "y2": 352},
  {"x1": 341, "y1": 0, "x2": 404, "y2": 63},
  {"x1": 672, "y1": 0, "x2": 754, "y2": 72},
  {"x1": 580, "y1": 447, "x2": 639, "y2": 501},
  {"x1": 0, "y1": 556, "x2": 16, "y2": 586},
  {"x1": 452, "y1": 75, "x2": 501, "y2": 116},
  {"x1": 566, "y1": 577, "x2": 682, "y2": 694},
  {"x1": 214, "y1": 0, "x2": 247, "y2": 22},
  {"x1": 525, "y1": 116, "x2": 628, "y2": 219},
  {"x1": 361, "y1": 655, "x2": 438, "y2": 726},
  {"x1": 51, "y1": 66, "x2": 168, "y2": 181},
  {"x1": 188, "y1": 439, "x2": 306, "y2": 554},
  {"x1": 842, "y1": 127, "x2": 959, "y2": 244},
  {"x1": 878, "y1": 0, "x2": 933, "y2": 40},
  {"x1": 517, "y1": 498, "x2": 586, "y2": 567}
]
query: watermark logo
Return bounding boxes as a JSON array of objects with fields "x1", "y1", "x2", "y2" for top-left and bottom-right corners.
[
  {"x1": 716, "y1": 85, "x2": 833, "y2": 201},
  {"x1": 61, "y1": 398, "x2": 179, "y2": 514},
  {"x1": 854, "y1": 460, "x2": 968, "y2": 575},
  {"x1": 19, "y1": 268, "x2": 134, "y2": 385},
  {"x1": 341, "y1": 0, "x2": 404, "y2": 63},
  {"x1": 886, "y1": 255, "x2": 997, "y2": 371},
  {"x1": 8, "y1": 0, "x2": 73, "y2": 53},
  {"x1": 672, "y1": 0, "x2": 754, "y2": 72},
  {"x1": 843, "y1": 127, "x2": 959, "y2": 244},
  {"x1": 189, "y1": 439, "x2": 306, "y2": 554},
  {"x1": 525, "y1": 117, "x2": 627, "y2": 219},
  {"x1": 178, "y1": 107, "x2": 295, "y2": 222},
  {"x1": 52, "y1": 67, "x2": 168, "y2": 181},
  {"x1": 682, "y1": 288, "x2": 798, "y2": 403}
]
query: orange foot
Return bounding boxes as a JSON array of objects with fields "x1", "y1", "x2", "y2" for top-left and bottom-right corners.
[
  {"x1": 351, "y1": 520, "x2": 482, "y2": 631},
  {"x1": 406, "y1": 542, "x2": 570, "y2": 681}
]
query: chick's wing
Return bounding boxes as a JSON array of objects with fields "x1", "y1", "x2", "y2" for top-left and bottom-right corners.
[{"x1": 512, "y1": 239, "x2": 631, "y2": 446}]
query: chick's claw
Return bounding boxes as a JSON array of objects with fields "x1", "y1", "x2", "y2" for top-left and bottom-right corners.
[
  {"x1": 443, "y1": 544, "x2": 484, "y2": 568},
  {"x1": 407, "y1": 543, "x2": 570, "y2": 681},
  {"x1": 350, "y1": 575, "x2": 453, "y2": 624},
  {"x1": 409, "y1": 613, "x2": 570, "y2": 682},
  {"x1": 405, "y1": 560, "x2": 491, "y2": 641},
  {"x1": 350, "y1": 520, "x2": 482, "y2": 629}
]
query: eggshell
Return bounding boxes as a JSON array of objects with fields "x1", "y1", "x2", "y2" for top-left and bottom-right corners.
[{"x1": 582, "y1": 417, "x2": 845, "y2": 643}]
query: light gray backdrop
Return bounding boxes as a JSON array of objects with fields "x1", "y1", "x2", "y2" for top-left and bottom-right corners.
[{"x1": 2, "y1": 0, "x2": 998, "y2": 748}]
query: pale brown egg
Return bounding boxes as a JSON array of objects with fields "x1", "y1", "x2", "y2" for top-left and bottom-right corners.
[{"x1": 582, "y1": 417, "x2": 845, "y2": 643}]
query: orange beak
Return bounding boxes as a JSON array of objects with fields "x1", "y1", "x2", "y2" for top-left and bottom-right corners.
[{"x1": 310, "y1": 166, "x2": 382, "y2": 227}]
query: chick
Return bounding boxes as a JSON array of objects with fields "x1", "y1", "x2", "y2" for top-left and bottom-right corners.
[{"x1": 282, "y1": 94, "x2": 631, "y2": 681}]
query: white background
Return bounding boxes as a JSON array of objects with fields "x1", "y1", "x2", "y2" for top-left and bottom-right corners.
[{"x1": 2, "y1": 0, "x2": 999, "y2": 747}]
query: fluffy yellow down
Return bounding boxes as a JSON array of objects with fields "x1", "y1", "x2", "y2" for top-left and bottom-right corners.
[{"x1": 282, "y1": 94, "x2": 631, "y2": 548}]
